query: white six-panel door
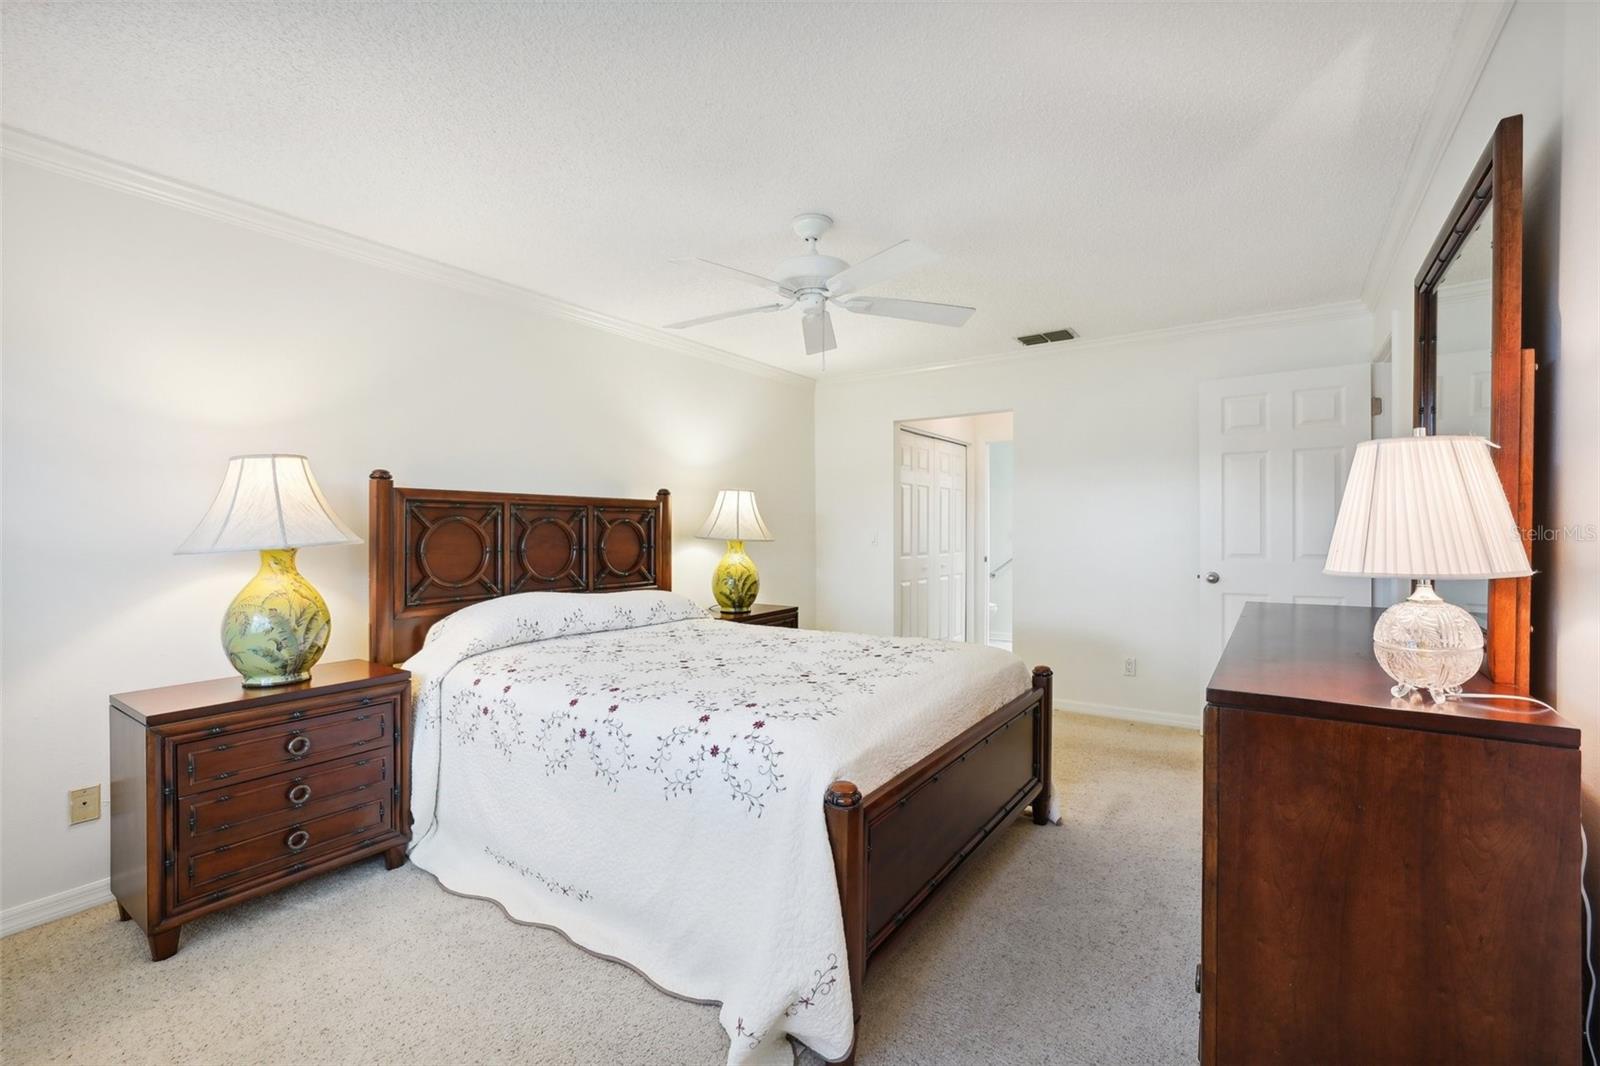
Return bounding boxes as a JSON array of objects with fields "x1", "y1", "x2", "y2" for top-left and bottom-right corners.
[
  {"x1": 1198, "y1": 364, "x2": 1373, "y2": 669},
  {"x1": 895, "y1": 428, "x2": 967, "y2": 641}
]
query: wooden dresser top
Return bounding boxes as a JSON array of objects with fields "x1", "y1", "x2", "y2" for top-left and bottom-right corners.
[
  {"x1": 1207, "y1": 603, "x2": 1578, "y2": 748},
  {"x1": 111, "y1": 659, "x2": 409, "y2": 726}
]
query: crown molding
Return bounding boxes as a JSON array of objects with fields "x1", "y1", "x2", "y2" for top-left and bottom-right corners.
[
  {"x1": 1359, "y1": 1, "x2": 1514, "y2": 309},
  {"x1": 819, "y1": 300, "x2": 1372, "y2": 386},
  {"x1": 1, "y1": 126, "x2": 812, "y2": 387}
]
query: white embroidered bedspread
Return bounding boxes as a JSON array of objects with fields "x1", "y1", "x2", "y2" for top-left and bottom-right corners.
[{"x1": 403, "y1": 590, "x2": 1033, "y2": 1064}]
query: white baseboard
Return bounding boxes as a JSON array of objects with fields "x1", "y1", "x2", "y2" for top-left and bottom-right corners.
[
  {"x1": 1, "y1": 878, "x2": 113, "y2": 938},
  {"x1": 1059, "y1": 698, "x2": 1202, "y2": 732}
]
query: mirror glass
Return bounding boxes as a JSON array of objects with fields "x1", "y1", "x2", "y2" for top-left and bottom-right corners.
[{"x1": 1433, "y1": 211, "x2": 1493, "y2": 624}]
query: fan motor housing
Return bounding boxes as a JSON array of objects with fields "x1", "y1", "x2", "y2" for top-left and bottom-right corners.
[{"x1": 775, "y1": 254, "x2": 848, "y2": 291}]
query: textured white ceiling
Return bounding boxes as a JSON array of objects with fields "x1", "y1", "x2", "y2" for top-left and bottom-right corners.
[{"x1": 2, "y1": 2, "x2": 1464, "y2": 376}]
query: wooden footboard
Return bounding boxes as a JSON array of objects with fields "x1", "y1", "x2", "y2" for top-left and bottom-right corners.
[{"x1": 824, "y1": 665, "x2": 1053, "y2": 1062}]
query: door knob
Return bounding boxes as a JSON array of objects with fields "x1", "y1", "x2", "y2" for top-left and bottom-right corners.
[{"x1": 1203, "y1": 572, "x2": 1220, "y2": 584}]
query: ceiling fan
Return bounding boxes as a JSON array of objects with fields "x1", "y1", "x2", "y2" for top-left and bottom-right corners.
[{"x1": 665, "y1": 213, "x2": 976, "y2": 366}]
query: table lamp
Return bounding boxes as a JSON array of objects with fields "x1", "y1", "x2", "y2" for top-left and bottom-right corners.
[
  {"x1": 697, "y1": 490, "x2": 773, "y2": 614},
  {"x1": 176, "y1": 455, "x2": 362, "y2": 687},
  {"x1": 1324, "y1": 431, "x2": 1532, "y2": 703}
]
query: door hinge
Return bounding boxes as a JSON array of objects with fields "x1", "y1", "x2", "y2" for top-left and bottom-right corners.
[{"x1": 1371, "y1": 395, "x2": 1383, "y2": 417}]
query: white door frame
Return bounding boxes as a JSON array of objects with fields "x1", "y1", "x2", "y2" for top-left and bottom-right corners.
[{"x1": 982, "y1": 438, "x2": 1014, "y2": 649}]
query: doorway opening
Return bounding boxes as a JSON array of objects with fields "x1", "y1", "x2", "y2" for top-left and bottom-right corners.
[{"x1": 893, "y1": 412, "x2": 1015, "y2": 646}]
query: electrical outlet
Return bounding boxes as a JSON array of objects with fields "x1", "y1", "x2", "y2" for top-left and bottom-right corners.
[
  {"x1": 1122, "y1": 657, "x2": 1138, "y2": 678},
  {"x1": 69, "y1": 785, "x2": 101, "y2": 825}
]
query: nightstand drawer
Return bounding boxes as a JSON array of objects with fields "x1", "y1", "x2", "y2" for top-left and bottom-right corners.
[
  {"x1": 181, "y1": 752, "x2": 391, "y2": 848},
  {"x1": 179, "y1": 796, "x2": 389, "y2": 903},
  {"x1": 175, "y1": 700, "x2": 393, "y2": 796},
  {"x1": 740, "y1": 612, "x2": 797, "y2": 627},
  {"x1": 716, "y1": 603, "x2": 799, "y2": 628}
]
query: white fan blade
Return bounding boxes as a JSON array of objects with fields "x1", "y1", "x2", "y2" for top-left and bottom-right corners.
[
  {"x1": 674, "y1": 257, "x2": 795, "y2": 297},
  {"x1": 664, "y1": 302, "x2": 789, "y2": 330},
  {"x1": 802, "y1": 309, "x2": 837, "y2": 356},
  {"x1": 834, "y1": 295, "x2": 975, "y2": 328},
  {"x1": 824, "y1": 240, "x2": 940, "y2": 297}
]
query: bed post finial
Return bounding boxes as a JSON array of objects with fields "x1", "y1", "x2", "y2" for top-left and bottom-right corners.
[
  {"x1": 825, "y1": 780, "x2": 862, "y2": 808},
  {"x1": 370, "y1": 469, "x2": 392, "y2": 480},
  {"x1": 1031, "y1": 665, "x2": 1055, "y2": 825}
]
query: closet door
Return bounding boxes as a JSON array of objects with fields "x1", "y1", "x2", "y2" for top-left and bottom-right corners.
[{"x1": 895, "y1": 428, "x2": 967, "y2": 640}]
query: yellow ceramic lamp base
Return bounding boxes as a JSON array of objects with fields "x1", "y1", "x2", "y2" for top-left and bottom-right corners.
[
  {"x1": 712, "y1": 539, "x2": 761, "y2": 614},
  {"x1": 222, "y1": 549, "x2": 332, "y2": 687}
]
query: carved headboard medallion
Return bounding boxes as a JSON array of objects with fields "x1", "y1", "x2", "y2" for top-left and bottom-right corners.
[
  {"x1": 368, "y1": 471, "x2": 672, "y2": 664},
  {"x1": 510, "y1": 505, "x2": 587, "y2": 593}
]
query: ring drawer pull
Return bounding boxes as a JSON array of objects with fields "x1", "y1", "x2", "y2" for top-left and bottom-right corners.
[
  {"x1": 285, "y1": 735, "x2": 312, "y2": 757},
  {"x1": 286, "y1": 784, "x2": 312, "y2": 806},
  {"x1": 286, "y1": 829, "x2": 311, "y2": 853}
]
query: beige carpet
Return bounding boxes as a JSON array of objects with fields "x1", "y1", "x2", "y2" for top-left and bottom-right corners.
[{"x1": 1, "y1": 713, "x2": 1201, "y2": 1065}]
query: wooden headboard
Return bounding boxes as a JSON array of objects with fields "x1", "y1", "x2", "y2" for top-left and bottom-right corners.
[{"x1": 367, "y1": 470, "x2": 672, "y2": 664}]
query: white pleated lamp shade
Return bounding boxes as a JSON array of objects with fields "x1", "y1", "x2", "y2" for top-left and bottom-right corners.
[
  {"x1": 175, "y1": 454, "x2": 362, "y2": 554},
  {"x1": 697, "y1": 490, "x2": 774, "y2": 542},
  {"x1": 1324, "y1": 435, "x2": 1531, "y2": 579}
]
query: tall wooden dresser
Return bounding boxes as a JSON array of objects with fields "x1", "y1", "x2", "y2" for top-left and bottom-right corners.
[{"x1": 1202, "y1": 603, "x2": 1580, "y2": 1065}]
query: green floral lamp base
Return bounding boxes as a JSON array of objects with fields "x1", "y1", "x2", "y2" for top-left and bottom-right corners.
[
  {"x1": 713, "y1": 539, "x2": 761, "y2": 614},
  {"x1": 222, "y1": 549, "x2": 332, "y2": 687}
]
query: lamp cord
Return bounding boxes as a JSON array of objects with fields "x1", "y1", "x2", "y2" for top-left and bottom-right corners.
[
  {"x1": 1467, "y1": 691, "x2": 1597, "y2": 1061},
  {"x1": 1585, "y1": 827, "x2": 1598, "y2": 1066}
]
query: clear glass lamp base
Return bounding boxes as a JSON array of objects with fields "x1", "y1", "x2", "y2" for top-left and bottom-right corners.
[{"x1": 1371, "y1": 582, "x2": 1484, "y2": 705}]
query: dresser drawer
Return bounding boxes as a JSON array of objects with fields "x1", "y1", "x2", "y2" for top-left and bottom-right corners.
[
  {"x1": 180, "y1": 752, "x2": 390, "y2": 849},
  {"x1": 178, "y1": 796, "x2": 389, "y2": 903},
  {"x1": 175, "y1": 700, "x2": 392, "y2": 796}
]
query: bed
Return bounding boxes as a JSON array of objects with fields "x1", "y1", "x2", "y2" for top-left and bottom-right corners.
[{"x1": 367, "y1": 471, "x2": 1055, "y2": 1064}]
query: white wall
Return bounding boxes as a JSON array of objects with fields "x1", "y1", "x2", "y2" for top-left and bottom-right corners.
[
  {"x1": 0, "y1": 160, "x2": 817, "y2": 922},
  {"x1": 815, "y1": 306, "x2": 1372, "y2": 728},
  {"x1": 1372, "y1": 0, "x2": 1600, "y2": 911}
]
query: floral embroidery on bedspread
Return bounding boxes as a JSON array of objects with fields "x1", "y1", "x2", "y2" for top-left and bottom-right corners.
[
  {"x1": 431, "y1": 622, "x2": 961, "y2": 815},
  {"x1": 484, "y1": 845, "x2": 593, "y2": 902},
  {"x1": 734, "y1": 953, "x2": 841, "y2": 1048}
]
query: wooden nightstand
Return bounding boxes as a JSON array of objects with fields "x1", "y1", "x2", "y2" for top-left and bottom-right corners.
[
  {"x1": 109, "y1": 660, "x2": 411, "y2": 961},
  {"x1": 716, "y1": 603, "x2": 799, "y2": 628}
]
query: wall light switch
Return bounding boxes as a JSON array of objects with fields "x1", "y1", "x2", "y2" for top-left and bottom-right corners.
[
  {"x1": 69, "y1": 785, "x2": 101, "y2": 825},
  {"x1": 1123, "y1": 657, "x2": 1138, "y2": 678}
]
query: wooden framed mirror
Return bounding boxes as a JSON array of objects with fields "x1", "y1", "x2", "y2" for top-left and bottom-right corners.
[{"x1": 1413, "y1": 114, "x2": 1534, "y2": 690}]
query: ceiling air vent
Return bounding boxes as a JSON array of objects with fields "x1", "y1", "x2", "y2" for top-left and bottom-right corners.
[{"x1": 1015, "y1": 328, "x2": 1079, "y2": 346}]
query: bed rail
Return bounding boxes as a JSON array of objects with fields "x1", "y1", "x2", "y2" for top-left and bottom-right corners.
[{"x1": 825, "y1": 665, "x2": 1053, "y2": 1062}]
